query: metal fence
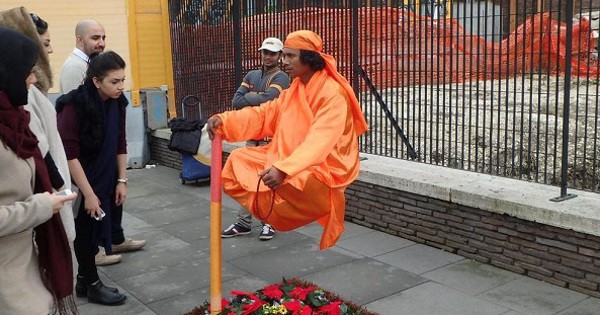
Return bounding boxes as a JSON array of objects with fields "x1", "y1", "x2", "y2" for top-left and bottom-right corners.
[{"x1": 168, "y1": 0, "x2": 600, "y2": 193}]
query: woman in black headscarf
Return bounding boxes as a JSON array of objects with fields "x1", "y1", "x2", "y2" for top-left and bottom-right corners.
[
  {"x1": 0, "y1": 26, "x2": 78, "y2": 314},
  {"x1": 0, "y1": 7, "x2": 77, "y2": 244}
]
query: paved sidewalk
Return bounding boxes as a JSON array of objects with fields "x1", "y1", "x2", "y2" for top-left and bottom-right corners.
[{"x1": 78, "y1": 165, "x2": 600, "y2": 315}]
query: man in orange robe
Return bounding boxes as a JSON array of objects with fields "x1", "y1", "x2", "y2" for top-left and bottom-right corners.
[{"x1": 207, "y1": 30, "x2": 368, "y2": 249}]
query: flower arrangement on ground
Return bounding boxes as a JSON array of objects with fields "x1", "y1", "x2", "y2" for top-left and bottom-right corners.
[{"x1": 185, "y1": 278, "x2": 378, "y2": 315}]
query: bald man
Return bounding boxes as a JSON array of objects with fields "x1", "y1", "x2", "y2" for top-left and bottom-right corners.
[{"x1": 58, "y1": 19, "x2": 105, "y2": 94}]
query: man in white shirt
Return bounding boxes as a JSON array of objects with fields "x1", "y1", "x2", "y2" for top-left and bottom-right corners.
[
  {"x1": 58, "y1": 19, "x2": 105, "y2": 94},
  {"x1": 59, "y1": 19, "x2": 146, "y2": 268}
]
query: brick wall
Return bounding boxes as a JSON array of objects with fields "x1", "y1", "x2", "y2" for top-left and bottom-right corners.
[
  {"x1": 148, "y1": 136, "x2": 182, "y2": 170},
  {"x1": 345, "y1": 180, "x2": 600, "y2": 298}
]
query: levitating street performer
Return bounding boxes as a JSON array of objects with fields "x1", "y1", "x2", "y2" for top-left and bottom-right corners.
[{"x1": 207, "y1": 30, "x2": 368, "y2": 249}]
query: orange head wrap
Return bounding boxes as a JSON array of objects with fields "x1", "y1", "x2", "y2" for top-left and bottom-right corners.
[
  {"x1": 283, "y1": 30, "x2": 368, "y2": 136},
  {"x1": 284, "y1": 30, "x2": 323, "y2": 52}
]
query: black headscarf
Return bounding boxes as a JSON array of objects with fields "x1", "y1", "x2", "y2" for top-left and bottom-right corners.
[{"x1": 0, "y1": 26, "x2": 37, "y2": 106}]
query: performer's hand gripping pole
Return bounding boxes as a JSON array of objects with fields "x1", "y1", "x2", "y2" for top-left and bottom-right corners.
[{"x1": 209, "y1": 134, "x2": 223, "y2": 314}]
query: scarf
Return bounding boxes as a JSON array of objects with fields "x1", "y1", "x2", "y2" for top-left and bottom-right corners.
[
  {"x1": 0, "y1": 7, "x2": 53, "y2": 93},
  {"x1": 0, "y1": 92, "x2": 77, "y2": 314}
]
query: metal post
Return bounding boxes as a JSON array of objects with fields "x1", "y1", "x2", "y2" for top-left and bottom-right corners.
[
  {"x1": 209, "y1": 135, "x2": 223, "y2": 314},
  {"x1": 233, "y1": 0, "x2": 243, "y2": 87},
  {"x1": 551, "y1": 0, "x2": 576, "y2": 202},
  {"x1": 351, "y1": 0, "x2": 359, "y2": 96}
]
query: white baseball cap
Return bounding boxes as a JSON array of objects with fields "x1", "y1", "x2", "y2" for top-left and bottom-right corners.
[{"x1": 258, "y1": 37, "x2": 283, "y2": 52}]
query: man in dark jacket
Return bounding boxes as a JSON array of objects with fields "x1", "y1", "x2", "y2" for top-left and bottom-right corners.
[{"x1": 222, "y1": 37, "x2": 290, "y2": 241}]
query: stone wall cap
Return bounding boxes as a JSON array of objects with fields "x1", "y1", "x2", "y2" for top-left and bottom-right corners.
[{"x1": 359, "y1": 153, "x2": 600, "y2": 237}]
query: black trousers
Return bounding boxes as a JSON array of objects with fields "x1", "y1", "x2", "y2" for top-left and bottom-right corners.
[
  {"x1": 111, "y1": 204, "x2": 125, "y2": 245},
  {"x1": 73, "y1": 203, "x2": 100, "y2": 284}
]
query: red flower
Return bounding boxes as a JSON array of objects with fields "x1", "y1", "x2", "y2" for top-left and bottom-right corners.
[
  {"x1": 290, "y1": 286, "x2": 317, "y2": 300},
  {"x1": 241, "y1": 294, "x2": 266, "y2": 315},
  {"x1": 283, "y1": 300, "x2": 302, "y2": 312},
  {"x1": 316, "y1": 301, "x2": 342, "y2": 315},
  {"x1": 300, "y1": 305, "x2": 313, "y2": 315},
  {"x1": 201, "y1": 282, "x2": 357, "y2": 315},
  {"x1": 262, "y1": 284, "x2": 284, "y2": 299},
  {"x1": 222, "y1": 298, "x2": 230, "y2": 309},
  {"x1": 230, "y1": 290, "x2": 250, "y2": 297}
]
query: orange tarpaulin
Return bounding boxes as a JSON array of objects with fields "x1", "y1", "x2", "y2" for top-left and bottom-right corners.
[{"x1": 174, "y1": 7, "x2": 600, "y2": 112}]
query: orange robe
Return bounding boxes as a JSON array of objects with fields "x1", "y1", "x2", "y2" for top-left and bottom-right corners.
[{"x1": 217, "y1": 69, "x2": 365, "y2": 249}]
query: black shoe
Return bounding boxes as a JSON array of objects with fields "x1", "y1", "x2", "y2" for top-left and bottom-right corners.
[
  {"x1": 221, "y1": 223, "x2": 251, "y2": 238},
  {"x1": 75, "y1": 275, "x2": 119, "y2": 297},
  {"x1": 259, "y1": 224, "x2": 275, "y2": 241},
  {"x1": 86, "y1": 281, "x2": 127, "y2": 305}
]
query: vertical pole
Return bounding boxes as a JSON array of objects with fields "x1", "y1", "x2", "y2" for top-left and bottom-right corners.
[
  {"x1": 203, "y1": 0, "x2": 216, "y2": 21},
  {"x1": 209, "y1": 135, "x2": 223, "y2": 314},
  {"x1": 551, "y1": 0, "x2": 576, "y2": 202},
  {"x1": 509, "y1": 0, "x2": 517, "y2": 32},
  {"x1": 508, "y1": 0, "x2": 517, "y2": 32},
  {"x1": 233, "y1": 0, "x2": 243, "y2": 87},
  {"x1": 160, "y1": 0, "x2": 177, "y2": 118},
  {"x1": 126, "y1": 0, "x2": 142, "y2": 107},
  {"x1": 352, "y1": 0, "x2": 359, "y2": 96}
]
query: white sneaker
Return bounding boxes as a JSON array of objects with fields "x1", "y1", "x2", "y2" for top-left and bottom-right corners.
[{"x1": 259, "y1": 224, "x2": 275, "y2": 241}]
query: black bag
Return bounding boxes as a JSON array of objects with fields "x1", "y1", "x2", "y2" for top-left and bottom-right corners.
[{"x1": 167, "y1": 118, "x2": 206, "y2": 155}]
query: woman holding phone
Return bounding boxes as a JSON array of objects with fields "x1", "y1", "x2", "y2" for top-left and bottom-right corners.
[
  {"x1": 0, "y1": 26, "x2": 77, "y2": 315},
  {"x1": 57, "y1": 51, "x2": 128, "y2": 306}
]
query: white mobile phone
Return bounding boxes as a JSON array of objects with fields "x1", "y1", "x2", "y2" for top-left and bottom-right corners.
[
  {"x1": 93, "y1": 209, "x2": 106, "y2": 221},
  {"x1": 57, "y1": 188, "x2": 73, "y2": 196}
]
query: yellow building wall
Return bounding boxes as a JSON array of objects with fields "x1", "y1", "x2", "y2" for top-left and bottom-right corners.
[
  {"x1": 3, "y1": 0, "x2": 176, "y2": 110},
  {"x1": 3, "y1": 1, "x2": 133, "y2": 93},
  {"x1": 130, "y1": 0, "x2": 168, "y2": 88},
  {"x1": 127, "y1": 0, "x2": 176, "y2": 112}
]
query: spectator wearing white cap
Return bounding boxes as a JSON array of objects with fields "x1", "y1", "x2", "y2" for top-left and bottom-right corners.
[
  {"x1": 223, "y1": 36, "x2": 290, "y2": 241},
  {"x1": 231, "y1": 37, "x2": 289, "y2": 110}
]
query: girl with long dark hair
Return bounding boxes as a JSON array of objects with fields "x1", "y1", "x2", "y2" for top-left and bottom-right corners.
[{"x1": 57, "y1": 51, "x2": 128, "y2": 306}]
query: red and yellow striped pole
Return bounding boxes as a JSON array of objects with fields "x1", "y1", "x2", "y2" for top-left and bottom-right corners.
[{"x1": 210, "y1": 134, "x2": 223, "y2": 314}]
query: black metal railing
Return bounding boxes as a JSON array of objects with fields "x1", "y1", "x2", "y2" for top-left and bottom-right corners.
[{"x1": 168, "y1": 0, "x2": 600, "y2": 194}]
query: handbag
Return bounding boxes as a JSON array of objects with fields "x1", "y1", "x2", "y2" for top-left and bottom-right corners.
[{"x1": 167, "y1": 118, "x2": 206, "y2": 155}]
